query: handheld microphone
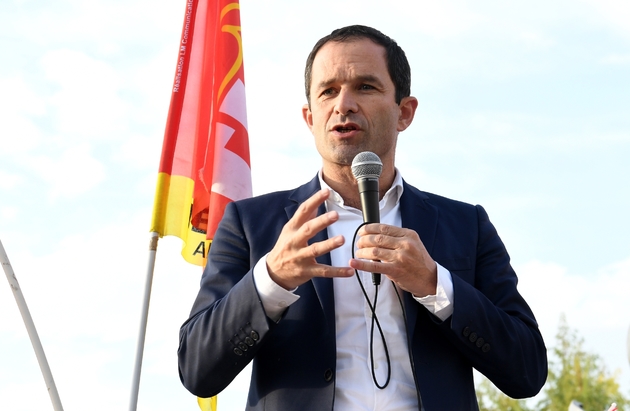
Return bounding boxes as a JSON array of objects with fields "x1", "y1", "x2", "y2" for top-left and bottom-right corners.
[{"x1": 351, "y1": 151, "x2": 383, "y2": 285}]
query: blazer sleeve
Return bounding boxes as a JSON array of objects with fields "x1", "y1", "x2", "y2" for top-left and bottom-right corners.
[
  {"x1": 177, "y1": 200, "x2": 278, "y2": 398},
  {"x1": 442, "y1": 204, "x2": 548, "y2": 398}
]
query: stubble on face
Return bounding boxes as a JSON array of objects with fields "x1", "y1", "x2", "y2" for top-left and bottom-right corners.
[
  {"x1": 304, "y1": 39, "x2": 402, "y2": 175},
  {"x1": 323, "y1": 113, "x2": 372, "y2": 166}
]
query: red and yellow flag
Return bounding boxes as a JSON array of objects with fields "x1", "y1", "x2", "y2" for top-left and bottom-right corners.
[{"x1": 151, "y1": 0, "x2": 252, "y2": 266}]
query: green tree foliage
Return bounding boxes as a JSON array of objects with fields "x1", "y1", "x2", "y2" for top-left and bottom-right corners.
[
  {"x1": 477, "y1": 315, "x2": 629, "y2": 411},
  {"x1": 477, "y1": 377, "x2": 533, "y2": 411}
]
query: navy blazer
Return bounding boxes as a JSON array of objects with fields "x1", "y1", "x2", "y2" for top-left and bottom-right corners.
[{"x1": 178, "y1": 176, "x2": 547, "y2": 410}]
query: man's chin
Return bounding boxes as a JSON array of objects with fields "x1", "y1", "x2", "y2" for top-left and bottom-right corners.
[{"x1": 332, "y1": 147, "x2": 366, "y2": 165}]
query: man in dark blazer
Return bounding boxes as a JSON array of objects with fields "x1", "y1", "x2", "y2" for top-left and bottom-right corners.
[{"x1": 178, "y1": 25, "x2": 547, "y2": 410}]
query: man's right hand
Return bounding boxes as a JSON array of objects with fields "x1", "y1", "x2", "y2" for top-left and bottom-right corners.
[{"x1": 266, "y1": 188, "x2": 354, "y2": 290}]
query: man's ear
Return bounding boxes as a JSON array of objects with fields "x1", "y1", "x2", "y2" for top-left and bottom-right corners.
[
  {"x1": 397, "y1": 96, "x2": 418, "y2": 132},
  {"x1": 302, "y1": 104, "x2": 313, "y2": 131}
]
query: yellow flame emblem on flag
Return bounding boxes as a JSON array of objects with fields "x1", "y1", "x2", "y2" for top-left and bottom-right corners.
[{"x1": 218, "y1": 3, "x2": 243, "y2": 100}]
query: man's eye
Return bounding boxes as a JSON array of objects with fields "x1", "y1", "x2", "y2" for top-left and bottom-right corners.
[
  {"x1": 322, "y1": 88, "x2": 335, "y2": 96},
  {"x1": 359, "y1": 84, "x2": 375, "y2": 90}
]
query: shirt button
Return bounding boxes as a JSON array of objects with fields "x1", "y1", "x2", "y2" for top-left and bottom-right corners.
[{"x1": 278, "y1": 300, "x2": 287, "y2": 308}]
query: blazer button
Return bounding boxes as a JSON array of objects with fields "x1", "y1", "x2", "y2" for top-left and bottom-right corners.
[
  {"x1": 462, "y1": 327, "x2": 471, "y2": 337},
  {"x1": 238, "y1": 342, "x2": 248, "y2": 351},
  {"x1": 250, "y1": 331, "x2": 260, "y2": 341},
  {"x1": 245, "y1": 337, "x2": 255, "y2": 346},
  {"x1": 475, "y1": 337, "x2": 485, "y2": 348},
  {"x1": 324, "y1": 369, "x2": 333, "y2": 382},
  {"x1": 469, "y1": 332, "x2": 478, "y2": 343},
  {"x1": 233, "y1": 348, "x2": 243, "y2": 356},
  {"x1": 482, "y1": 343, "x2": 491, "y2": 353}
]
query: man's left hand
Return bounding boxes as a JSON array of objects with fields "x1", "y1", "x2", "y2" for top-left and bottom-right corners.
[{"x1": 349, "y1": 223, "x2": 437, "y2": 297}]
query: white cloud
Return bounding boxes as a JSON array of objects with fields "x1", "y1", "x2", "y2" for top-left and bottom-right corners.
[
  {"x1": 0, "y1": 381, "x2": 52, "y2": 411},
  {"x1": 0, "y1": 77, "x2": 45, "y2": 155},
  {"x1": 518, "y1": 258, "x2": 630, "y2": 334},
  {"x1": 115, "y1": 133, "x2": 162, "y2": 170},
  {"x1": 0, "y1": 170, "x2": 23, "y2": 189},
  {"x1": 519, "y1": 31, "x2": 557, "y2": 50},
  {"x1": 0, "y1": 76, "x2": 46, "y2": 116},
  {"x1": 402, "y1": 1, "x2": 486, "y2": 39},
  {"x1": 24, "y1": 143, "x2": 106, "y2": 200},
  {"x1": 5, "y1": 0, "x2": 182, "y2": 51},
  {"x1": 0, "y1": 206, "x2": 19, "y2": 221},
  {"x1": 126, "y1": 46, "x2": 178, "y2": 129},
  {"x1": 601, "y1": 53, "x2": 630, "y2": 65},
  {"x1": 42, "y1": 49, "x2": 129, "y2": 140},
  {"x1": 581, "y1": 0, "x2": 630, "y2": 38}
]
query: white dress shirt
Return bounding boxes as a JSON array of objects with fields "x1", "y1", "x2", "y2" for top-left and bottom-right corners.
[{"x1": 253, "y1": 170, "x2": 454, "y2": 410}]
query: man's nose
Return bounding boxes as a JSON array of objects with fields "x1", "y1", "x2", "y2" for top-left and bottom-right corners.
[{"x1": 334, "y1": 89, "x2": 358, "y2": 115}]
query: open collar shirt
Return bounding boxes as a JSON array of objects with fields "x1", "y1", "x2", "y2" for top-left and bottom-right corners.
[{"x1": 253, "y1": 170, "x2": 454, "y2": 410}]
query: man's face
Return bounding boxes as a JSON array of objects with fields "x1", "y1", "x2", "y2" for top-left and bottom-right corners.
[{"x1": 303, "y1": 38, "x2": 415, "y2": 170}]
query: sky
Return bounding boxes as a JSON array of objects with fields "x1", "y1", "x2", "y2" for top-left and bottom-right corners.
[{"x1": 1, "y1": 0, "x2": 629, "y2": 410}]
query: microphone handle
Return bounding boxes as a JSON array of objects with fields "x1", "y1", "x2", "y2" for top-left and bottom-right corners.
[{"x1": 357, "y1": 178, "x2": 381, "y2": 285}]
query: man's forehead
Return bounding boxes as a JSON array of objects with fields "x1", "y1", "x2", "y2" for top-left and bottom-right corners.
[
  {"x1": 310, "y1": 39, "x2": 388, "y2": 79},
  {"x1": 314, "y1": 37, "x2": 386, "y2": 60}
]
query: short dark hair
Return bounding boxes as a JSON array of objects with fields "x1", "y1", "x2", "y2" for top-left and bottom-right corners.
[{"x1": 304, "y1": 25, "x2": 411, "y2": 106}]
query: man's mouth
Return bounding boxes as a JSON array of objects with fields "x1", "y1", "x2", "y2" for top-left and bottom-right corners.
[{"x1": 334, "y1": 125, "x2": 358, "y2": 134}]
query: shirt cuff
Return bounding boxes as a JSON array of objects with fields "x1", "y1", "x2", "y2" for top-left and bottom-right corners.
[
  {"x1": 413, "y1": 263, "x2": 454, "y2": 321},
  {"x1": 252, "y1": 253, "x2": 300, "y2": 322}
]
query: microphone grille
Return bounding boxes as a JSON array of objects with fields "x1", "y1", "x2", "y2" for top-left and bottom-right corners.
[{"x1": 351, "y1": 151, "x2": 383, "y2": 180}]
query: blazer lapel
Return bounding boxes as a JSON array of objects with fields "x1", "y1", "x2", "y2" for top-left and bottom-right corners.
[
  {"x1": 285, "y1": 176, "x2": 335, "y2": 330},
  {"x1": 400, "y1": 180, "x2": 438, "y2": 254},
  {"x1": 400, "y1": 181, "x2": 438, "y2": 335},
  {"x1": 311, "y1": 218, "x2": 335, "y2": 331}
]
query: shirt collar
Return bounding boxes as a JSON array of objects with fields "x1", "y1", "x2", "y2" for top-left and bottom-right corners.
[{"x1": 318, "y1": 168, "x2": 404, "y2": 212}]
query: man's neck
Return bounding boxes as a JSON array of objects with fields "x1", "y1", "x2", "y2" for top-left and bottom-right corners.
[{"x1": 322, "y1": 165, "x2": 395, "y2": 210}]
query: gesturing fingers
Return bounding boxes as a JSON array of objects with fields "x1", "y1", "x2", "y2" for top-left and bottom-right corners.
[
  {"x1": 267, "y1": 189, "x2": 353, "y2": 290},
  {"x1": 269, "y1": 232, "x2": 353, "y2": 289},
  {"x1": 288, "y1": 188, "x2": 331, "y2": 228}
]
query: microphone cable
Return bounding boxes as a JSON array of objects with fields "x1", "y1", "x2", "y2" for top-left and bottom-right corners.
[{"x1": 351, "y1": 222, "x2": 392, "y2": 389}]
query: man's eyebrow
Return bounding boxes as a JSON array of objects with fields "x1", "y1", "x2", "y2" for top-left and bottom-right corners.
[
  {"x1": 355, "y1": 74, "x2": 384, "y2": 86},
  {"x1": 315, "y1": 75, "x2": 385, "y2": 90}
]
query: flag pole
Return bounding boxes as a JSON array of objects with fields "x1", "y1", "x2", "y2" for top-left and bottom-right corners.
[
  {"x1": 128, "y1": 231, "x2": 160, "y2": 411},
  {"x1": 0, "y1": 239, "x2": 64, "y2": 411}
]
